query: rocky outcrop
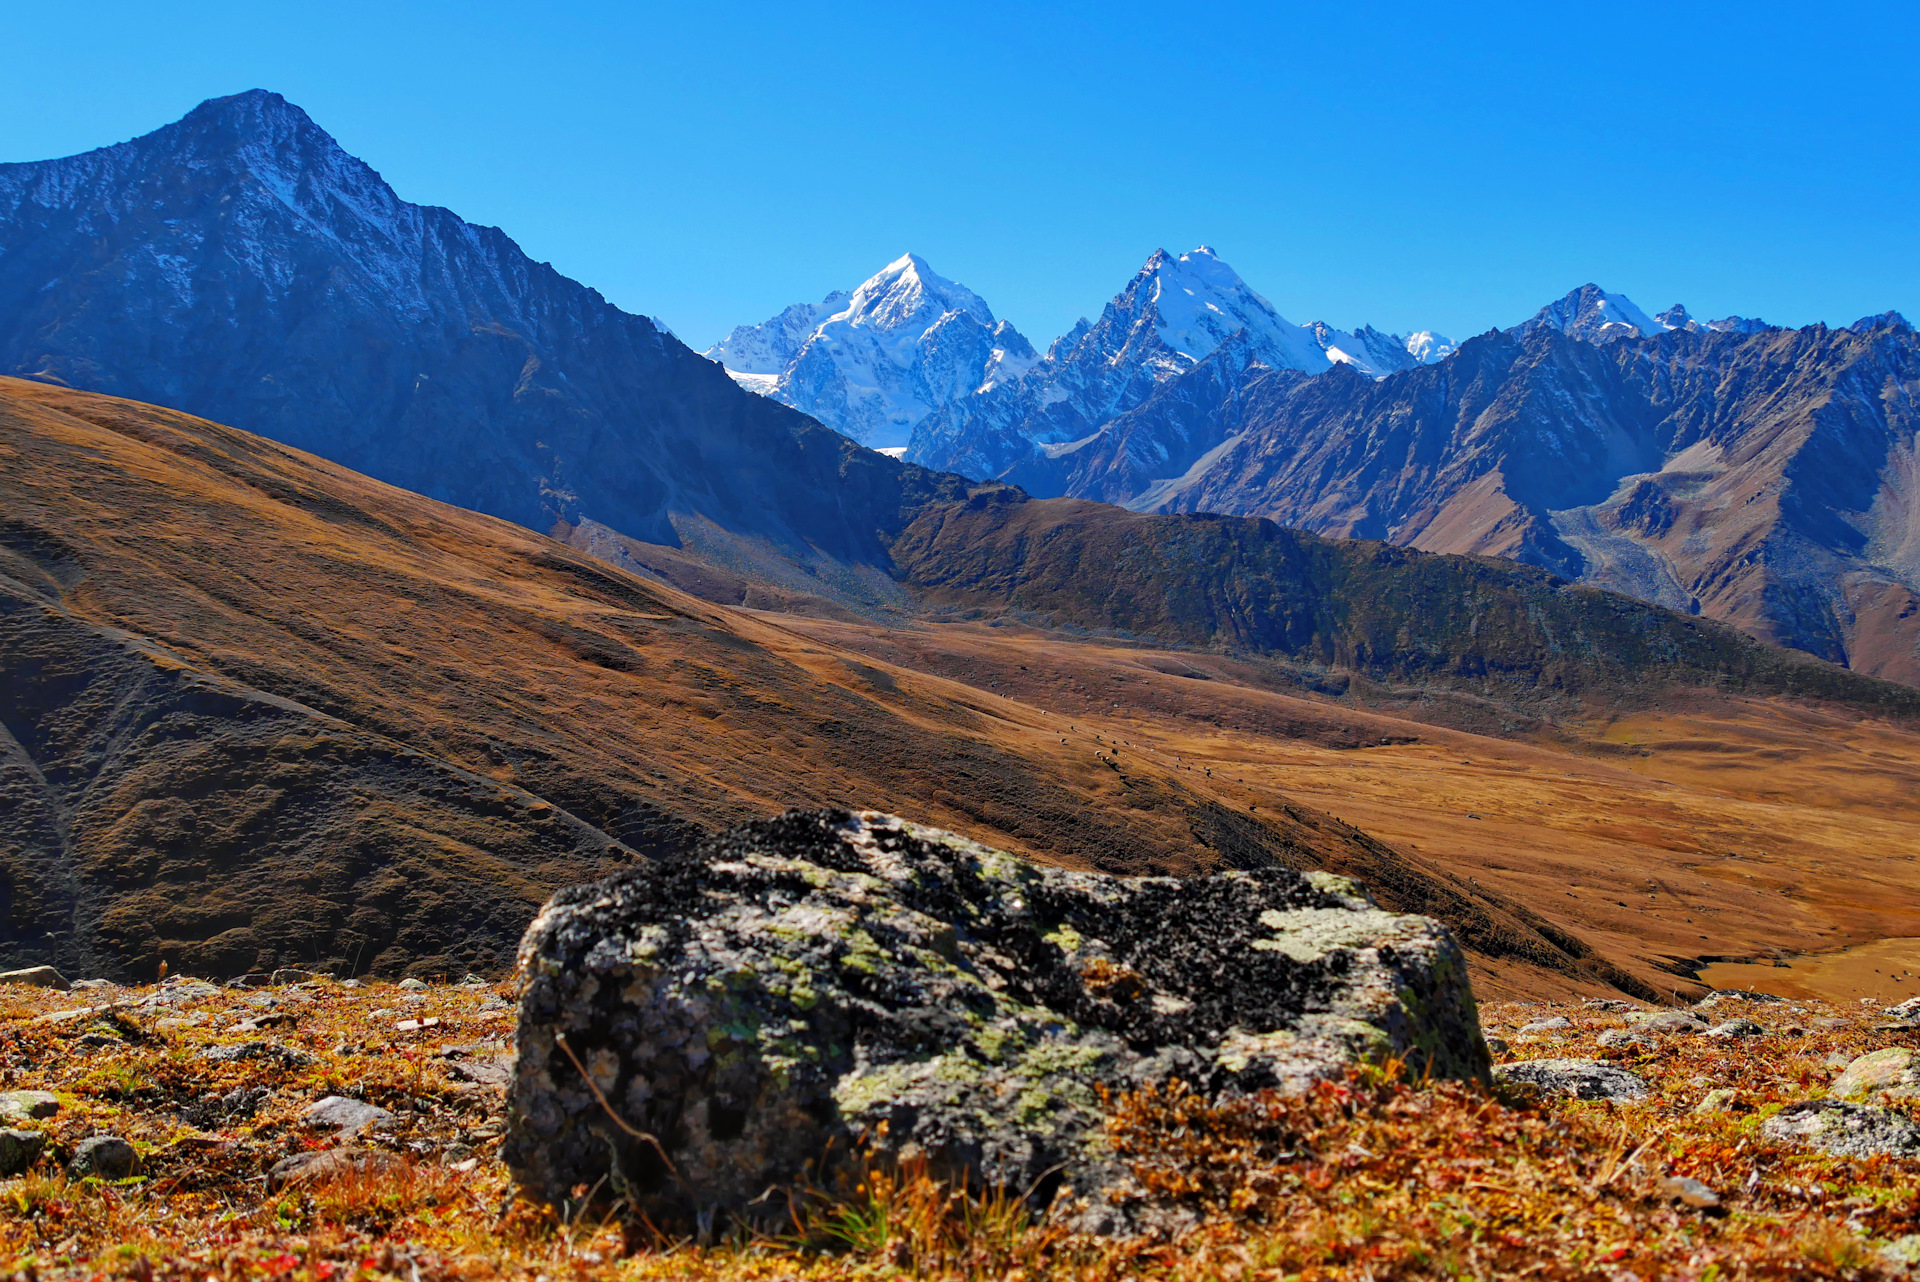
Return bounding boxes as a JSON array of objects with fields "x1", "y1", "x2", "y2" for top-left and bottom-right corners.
[{"x1": 505, "y1": 810, "x2": 1489, "y2": 1235}]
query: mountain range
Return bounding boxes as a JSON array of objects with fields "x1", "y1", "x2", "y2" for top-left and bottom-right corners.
[
  {"x1": 6, "y1": 91, "x2": 1920, "y2": 995},
  {"x1": 724, "y1": 246, "x2": 1910, "y2": 684}
]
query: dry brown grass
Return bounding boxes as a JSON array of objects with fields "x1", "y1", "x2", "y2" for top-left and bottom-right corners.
[{"x1": 3, "y1": 979, "x2": 1920, "y2": 1279}]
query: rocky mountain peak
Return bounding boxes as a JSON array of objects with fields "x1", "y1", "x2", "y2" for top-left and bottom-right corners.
[{"x1": 1520, "y1": 283, "x2": 1672, "y2": 344}]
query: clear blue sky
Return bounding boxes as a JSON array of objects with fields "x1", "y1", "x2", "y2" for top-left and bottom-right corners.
[{"x1": 4, "y1": 1, "x2": 1915, "y2": 350}]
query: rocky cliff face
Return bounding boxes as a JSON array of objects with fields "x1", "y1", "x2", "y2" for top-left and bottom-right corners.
[
  {"x1": 1140, "y1": 318, "x2": 1920, "y2": 683},
  {"x1": 0, "y1": 91, "x2": 956, "y2": 562},
  {"x1": 706, "y1": 254, "x2": 1036, "y2": 449}
]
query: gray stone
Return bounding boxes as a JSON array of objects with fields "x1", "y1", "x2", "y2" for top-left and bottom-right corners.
[
  {"x1": 0, "y1": 966, "x2": 68, "y2": 990},
  {"x1": 0, "y1": 1091, "x2": 59, "y2": 1124},
  {"x1": 1517, "y1": 1015, "x2": 1573, "y2": 1034},
  {"x1": 1832, "y1": 1049, "x2": 1920, "y2": 1103},
  {"x1": 302, "y1": 1095, "x2": 397, "y2": 1135},
  {"x1": 1705, "y1": 1019, "x2": 1765, "y2": 1038},
  {"x1": 138, "y1": 980, "x2": 219, "y2": 1008},
  {"x1": 1596, "y1": 1028, "x2": 1649, "y2": 1048},
  {"x1": 68, "y1": 1135, "x2": 137, "y2": 1179},
  {"x1": 1655, "y1": 1175, "x2": 1720, "y2": 1209},
  {"x1": 1494, "y1": 1059, "x2": 1650, "y2": 1101},
  {"x1": 1882, "y1": 1234, "x2": 1920, "y2": 1268},
  {"x1": 1888, "y1": 997, "x2": 1920, "y2": 1021},
  {"x1": 397, "y1": 978, "x2": 428, "y2": 991},
  {"x1": 1694, "y1": 1088, "x2": 1740, "y2": 1114},
  {"x1": 267, "y1": 1146, "x2": 406, "y2": 1190},
  {"x1": 198, "y1": 1041, "x2": 317, "y2": 1068},
  {"x1": 0, "y1": 1129, "x2": 46, "y2": 1175},
  {"x1": 1629, "y1": 1010, "x2": 1708, "y2": 1035},
  {"x1": 1762, "y1": 1100, "x2": 1920, "y2": 1158},
  {"x1": 69, "y1": 979, "x2": 118, "y2": 993},
  {"x1": 505, "y1": 809, "x2": 1490, "y2": 1236},
  {"x1": 1695, "y1": 989, "x2": 1785, "y2": 1010}
]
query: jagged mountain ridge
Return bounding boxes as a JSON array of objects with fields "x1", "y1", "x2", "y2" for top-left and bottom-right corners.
[
  {"x1": 905, "y1": 247, "x2": 1452, "y2": 480},
  {"x1": 705, "y1": 253, "x2": 1037, "y2": 449},
  {"x1": 1136, "y1": 317, "x2": 1920, "y2": 683},
  {"x1": 0, "y1": 90, "x2": 976, "y2": 567}
]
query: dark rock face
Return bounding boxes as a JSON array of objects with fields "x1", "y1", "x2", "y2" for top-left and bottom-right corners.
[
  {"x1": 0, "y1": 91, "x2": 970, "y2": 565},
  {"x1": 505, "y1": 810, "x2": 1489, "y2": 1235}
]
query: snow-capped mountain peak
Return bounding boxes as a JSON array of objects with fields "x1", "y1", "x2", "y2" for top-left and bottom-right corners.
[
  {"x1": 703, "y1": 255, "x2": 1035, "y2": 449},
  {"x1": 1523, "y1": 284, "x2": 1675, "y2": 343}
]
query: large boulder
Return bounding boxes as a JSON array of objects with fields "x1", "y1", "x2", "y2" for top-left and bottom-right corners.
[{"x1": 505, "y1": 810, "x2": 1490, "y2": 1234}]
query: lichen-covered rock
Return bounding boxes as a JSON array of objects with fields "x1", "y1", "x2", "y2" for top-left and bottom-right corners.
[
  {"x1": 1494, "y1": 1059, "x2": 1649, "y2": 1101},
  {"x1": 1833, "y1": 1049, "x2": 1920, "y2": 1103},
  {"x1": 1763, "y1": 1100, "x2": 1920, "y2": 1158},
  {"x1": 505, "y1": 810, "x2": 1489, "y2": 1234}
]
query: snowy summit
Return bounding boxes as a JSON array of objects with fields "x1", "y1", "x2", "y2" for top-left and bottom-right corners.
[{"x1": 705, "y1": 254, "x2": 1036, "y2": 449}]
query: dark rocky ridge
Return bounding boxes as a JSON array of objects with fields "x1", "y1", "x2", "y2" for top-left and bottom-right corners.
[{"x1": 945, "y1": 318, "x2": 1920, "y2": 684}]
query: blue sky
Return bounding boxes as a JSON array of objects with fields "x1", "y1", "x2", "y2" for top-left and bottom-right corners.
[{"x1": 4, "y1": 1, "x2": 1915, "y2": 350}]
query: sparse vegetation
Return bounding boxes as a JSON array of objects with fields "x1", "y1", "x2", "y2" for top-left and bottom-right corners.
[{"x1": 3, "y1": 979, "x2": 1918, "y2": 1279}]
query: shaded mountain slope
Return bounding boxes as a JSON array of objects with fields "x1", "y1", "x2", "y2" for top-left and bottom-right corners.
[
  {"x1": 0, "y1": 377, "x2": 1620, "y2": 991},
  {"x1": 0, "y1": 90, "x2": 969, "y2": 568},
  {"x1": 1147, "y1": 319, "x2": 1920, "y2": 682},
  {"x1": 888, "y1": 491, "x2": 1920, "y2": 718}
]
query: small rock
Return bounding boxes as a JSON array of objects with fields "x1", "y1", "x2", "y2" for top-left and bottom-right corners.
[
  {"x1": 395, "y1": 1017, "x2": 442, "y2": 1032},
  {"x1": 1832, "y1": 1048, "x2": 1920, "y2": 1103},
  {"x1": 271, "y1": 969, "x2": 318, "y2": 986},
  {"x1": 198, "y1": 1041, "x2": 317, "y2": 1068},
  {"x1": 459, "y1": 973, "x2": 489, "y2": 987},
  {"x1": 0, "y1": 1091, "x2": 60, "y2": 1124},
  {"x1": 1597, "y1": 1028, "x2": 1649, "y2": 1048},
  {"x1": 0, "y1": 966, "x2": 68, "y2": 990},
  {"x1": 302, "y1": 1095, "x2": 397, "y2": 1135},
  {"x1": 1494, "y1": 1059, "x2": 1650, "y2": 1102},
  {"x1": 340, "y1": 978, "x2": 364, "y2": 988},
  {"x1": 76, "y1": 1032, "x2": 124, "y2": 1049},
  {"x1": 0, "y1": 1129, "x2": 47, "y2": 1176},
  {"x1": 1812, "y1": 1017, "x2": 1852, "y2": 1031},
  {"x1": 1762, "y1": 1100, "x2": 1920, "y2": 1158},
  {"x1": 1705, "y1": 1019, "x2": 1765, "y2": 1038},
  {"x1": 138, "y1": 980, "x2": 219, "y2": 1008},
  {"x1": 1655, "y1": 1175, "x2": 1720, "y2": 1209},
  {"x1": 398, "y1": 978, "x2": 428, "y2": 991},
  {"x1": 267, "y1": 1147, "x2": 406, "y2": 1190},
  {"x1": 1887, "y1": 997, "x2": 1920, "y2": 1020},
  {"x1": 1629, "y1": 1010, "x2": 1708, "y2": 1035},
  {"x1": 1881, "y1": 1235, "x2": 1920, "y2": 1268},
  {"x1": 1695, "y1": 989, "x2": 1784, "y2": 1010},
  {"x1": 1584, "y1": 999, "x2": 1639, "y2": 1013},
  {"x1": 1694, "y1": 1088, "x2": 1740, "y2": 1114},
  {"x1": 1483, "y1": 1035, "x2": 1510, "y2": 1056},
  {"x1": 68, "y1": 1135, "x2": 138, "y2": 1179},
  {"x1": 69, "y1": 979, "x2": 118, "y2": 993},
  {"x1": 1518, "y1": 1016, "x2": 1573, "y2": 1034}
]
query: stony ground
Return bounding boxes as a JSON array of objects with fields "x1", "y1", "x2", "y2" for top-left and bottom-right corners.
[{"x1": 4, "y1": 976, "x2": 1920, "y2": 1279}]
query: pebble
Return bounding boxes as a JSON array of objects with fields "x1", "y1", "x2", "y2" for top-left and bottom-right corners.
[
  {"x1": 1654, "y1": 1175, "x2": 1720, "y2": 1209},
  {"x1": 0, "y1": 1129, "x2": 46, "y2": 1176},
  {"x1": 0, "y1": 1091, "x2": 60, "y2": 1124},
  {"x1": 302, "y1": 1095, "x2": 397, "y2": 1135},
  {"x1": 398, "y1": 978, "x2": 428, "y2": 991},
  {"x1": 1704, "y1": 1019, "x2": 1765, "y2": 1038},
  {"x1": 1629, "y1": 1010, "x2": 1708, "y2": 1035},
  {"x1": 1518, "y1": 1016, "x2": 1573, "y2": 1034},
  {"x1": 68, "y1": 1135, "x2": 138, "y2": 1179},
  {"x1": 0, "y1": 966, "x2": 68, "y2": 990}
]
